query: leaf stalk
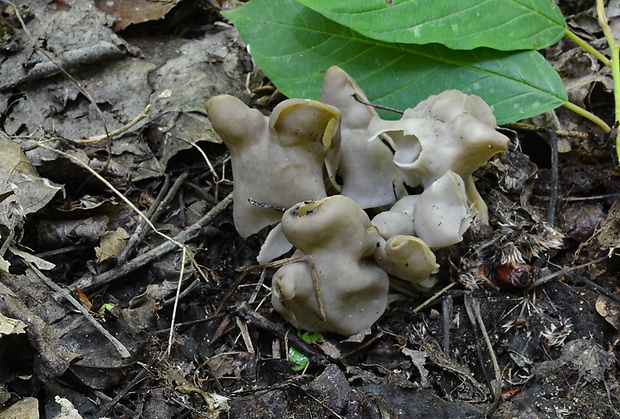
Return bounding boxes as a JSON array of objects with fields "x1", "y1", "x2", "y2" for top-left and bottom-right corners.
[{"x1": 597, "y1": 0, "x2": 620, "y2": 160}]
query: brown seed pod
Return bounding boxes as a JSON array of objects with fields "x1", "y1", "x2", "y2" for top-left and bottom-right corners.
[{"x1": 491, "y1": 262, "x2": 536, "y2": 291}]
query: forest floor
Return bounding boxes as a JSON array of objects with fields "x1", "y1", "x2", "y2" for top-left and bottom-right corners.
[{"x1": 0, "y1": 1, "x2": 619, "y2": 418}]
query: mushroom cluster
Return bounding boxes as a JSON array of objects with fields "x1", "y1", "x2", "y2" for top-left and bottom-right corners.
[{"x1": 206, "y1": 66, "x2": 510, "y2": 335}]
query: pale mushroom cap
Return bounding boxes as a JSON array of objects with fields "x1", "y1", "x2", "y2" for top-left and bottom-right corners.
[
  {"x1": 321, "y1": 66, "x2": 377, "y2": 131},
  {"x1": 368, "y1": 114, "x2": 509, "y2": 187},
  {"x1": 371, "y1": 211, "x2": 415, "y2": 239},
  {"x1": 373, "y1": 235, "x2": 439, "y2": 290},
  {"x1": 272, "y1": 258, "x2": 389, "y2": 335},
  {"x1": 205, "y1": 94, "x2": 267, "y2": 149},
  {"x1": 281, "y1": 196, "x2": 380, "y2": 257},
  {"x1": 321, "y1": 66, "x2": 407, "y2": 209},
  {"x1": 404, "y1": 89, "x2": 497, "y2": 128},
  {"x1": 206, "y1": 95, "x2": 341, "y2": 238},
  {"x1": 413, "y1": 171, "x2": 475, "y2": 248},
  {"x1": 273, "y1": 195, "x2": 390, "y2": 336}
]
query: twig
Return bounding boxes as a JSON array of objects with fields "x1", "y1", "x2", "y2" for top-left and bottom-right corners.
[
  {"x1": 527, "y1": 254, "x2": 611, "y2": 291},
  {"x1": 168, "y1": 246, "x2": 187, "y2": 355},
  {"x1": 235, "y1": 302, "x2": 332, "y2": 367},
  {"x1": 442, "y1": 295, "x2": 453, "y2": 356},
  {"x1": 532, "y1": 192, "x2": 620, "y2": 202},
  {"x1": 248, "y1": 198, "x2": 287, "y2": 213},
  {"x1": 350, "y1": 94, "x2": 404, "y2": 115},
  {"x1": 502, "y1": 122, "x2": 590, "y2": 139},
  {"x1": 569, "y1": 272, "x2": 620, "y2": 304},
  {"x1": 547, "y1": 130, "x2": 559, "y2": 227},
  {"x1": 162, "y1": 278, "x2": 202, "y2": 307},
  {"x1": 95, "y1": 358, "x2": 158, "y2": 418},
  {"x1": 463, "y1": 293, "x2": 501, "y2": 411},
  {"x1": 71, "y1": 105, "x2": 152, "y2": 145},
  {"x1": 27, "y1": 262, "x2": 131, "y2": 359},
  {"x1": 413, "y1": 281, "x2": 457, "y2": 313},
  {"x1": 118, "y1": 172, "x2": 189, "y2": 264},
  {"x1": 181, "y1": 139, "x2": 221, "y2": 186},
  {"x1": 118, "y1": 175, "x2": 172, "y2": 264},
  {"x1": 70, "y1": 193, "x2": 232, "y2": 292}
]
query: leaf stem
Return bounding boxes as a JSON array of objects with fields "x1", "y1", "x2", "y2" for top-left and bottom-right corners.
[
  {"x1": 564, "y1": 29, "x2": 611, "y2": 67},
  {"x1": 562, "y1": 101, "x2": 611, "y2": 133},
  {"x1": 596, "y1": 0, "x2": 620, "y2": 160}
]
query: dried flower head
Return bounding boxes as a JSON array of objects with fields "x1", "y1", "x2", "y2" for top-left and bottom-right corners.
[{"x1": 542, "y1": 317, "x2": 573, "y2": 349}]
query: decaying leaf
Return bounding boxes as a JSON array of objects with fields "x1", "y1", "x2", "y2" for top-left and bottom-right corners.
[
  {"x1": 596, "y1": 199, "x2": 620, "y2": 251},
  {"x1": 0, "y1": 137, "x2": 62, "y2": 230},
  {"x1": 0, "y1": 272, "x2": 77, "y2": 380},
  {"x1": 401, "y1": 348, "x2": 430, "y2": 388},
  {"x1": 95, "y1": 0, "x2": 182, "y2": 31},
  {"x1": 95, "y1": 227, "x2": 129, "y2": 263},
  {"x1": 0, "y1": 311, "x2": 27, "y2": 336},
  {"x1": 595, "y1": 295, "x2": 620, "y2": 330},
  {"x1": 0, "y1": 397, "x2": 39, "y2": 418},
  {"x1": 53, "y1": 396, "x2": 83, "y2": 419},
  {"x1": 38, "y1": 215, "x2": 109, "y2": 248},
  {"x1": 8, "y1": 247, "x2": 55, "y2": 271}
]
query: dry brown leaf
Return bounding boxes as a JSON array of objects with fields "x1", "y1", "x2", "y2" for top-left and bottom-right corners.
[
  {"x1": 0, "y1": 137, "x2": 62, "y2": 230},
  {"x1": 595, "y1": 295, "x2": 620, "y2": 330},
  {"x1": 0, "y1": 311, "x2": 27, "y2": 336},
  {"x1": 95, "y1": 0, "x2": 182, "y2": 31},
  {"x1": 95, "y1": 227, "x2": 129, "y2": 263}
]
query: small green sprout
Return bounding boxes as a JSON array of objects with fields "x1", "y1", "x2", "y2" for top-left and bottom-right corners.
[{"x1": 288, "y1": 331, "x2": 323, "y2": 371}]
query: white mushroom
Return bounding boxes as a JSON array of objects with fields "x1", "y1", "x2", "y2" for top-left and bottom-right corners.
[
  {"x1": 374, "y1": 235, "x2": 439, "y2": 293},
  {"x1": 366, "y1": 89, "x2": 510, "y2": 223},
  {"x1": 320, "y1": 66, "x2": 407, "y2": 208},
  {"x1": 412, "y1": 171, "x2": 475, "y2": 248},
  {"x1": 271, "y1": 196, "x2": 389, "y2": 336},
  {"x1": 371, "y1": 194, "x2": 418, "y2": 239},
  {"x1": 205, "y1": 95, "x2": 341, "y2": 238}
]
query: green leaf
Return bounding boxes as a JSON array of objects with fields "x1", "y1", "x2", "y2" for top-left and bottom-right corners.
[
  {"x1": 288, "y1": 331, "x2": 324, "y2": 371},
  {"x1": 224, "y1": 0, "x2": 567, "y2": 125},
  {"x1": 288, "y1": 347, "x2": 310, "y2": 371},
  {"x1": 98, "y1": 303, "x2": 116, "y2": 315},
  {"x1": 295, "y1": 0, "x2": 567, "y2": 51}
]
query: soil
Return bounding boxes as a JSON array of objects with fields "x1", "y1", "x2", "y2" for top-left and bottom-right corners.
[{"x1": 0, "y1": 1, "x2": 619, "y2": 418}]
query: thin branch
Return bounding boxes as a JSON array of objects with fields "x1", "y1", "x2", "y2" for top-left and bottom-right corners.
[
  {"x1": 502, "y1": 122, "x2": 589, "y2": 139},
  {"x1": 235, "y1": 302, "x2": 332, "y2": 368},
  {"x1": 69, "y1": 193, "x2": 232, "y2": 292},
  {"x1": 413, "y1": 281, "x2": 457, "y2": 313},
  {"x1": 168, "y1": 246, "x2": 187, "y2": 355},
  {"x1": 118, "y1": 172, "x2": 189, "y2": 264},
  {"x1": 72, "y1": 105, "x2": 152, "y2": 145},
  {"x1": 28, "y1": 262, "x2": 131, "y2": 359},
  {"x1": 547, "y1": 130, "x2": 559, "y2": 226},
  {"x1": 351, "y1": 94, "x2": 404, "y2": 115}
]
